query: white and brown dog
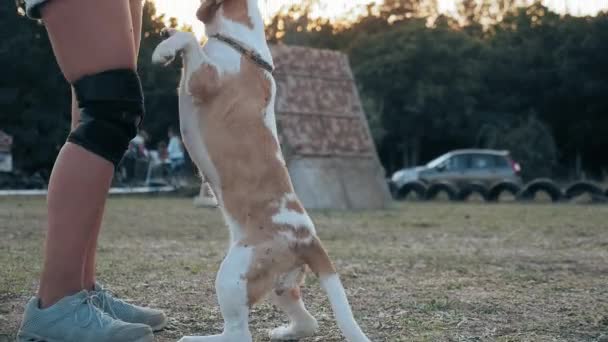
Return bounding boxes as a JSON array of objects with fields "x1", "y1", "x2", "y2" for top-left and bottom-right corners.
[{"x1": 152, "y1": 1, "x2": 371, "y2": 341}]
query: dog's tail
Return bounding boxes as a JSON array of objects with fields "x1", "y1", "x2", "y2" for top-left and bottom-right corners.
[{"x1": 301, "y1": 238, "x2": 371, "y2": 342}]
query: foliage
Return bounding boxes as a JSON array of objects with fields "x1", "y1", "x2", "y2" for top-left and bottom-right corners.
[
  {"x1": 138, "y1": 1, "x2": 183, "y2": 149},
  {"x1": 349, "y1": 19, "x2": 483, "y2": 168},
  {"x1": 477, "y1": 114, "x2": 558, "y2": 179},
  {"x1": 267, "y1": 1, "x2": 608, "y2": 179},
  {"x1": 0, "y1": 1, "x2": 182, "y2": 176},
  {"x1": 1, "y1": 0, "x2": 607, "y2": 182},
  {"x1": 0, "y1": 1, "x2": 69, "y2": 175}
]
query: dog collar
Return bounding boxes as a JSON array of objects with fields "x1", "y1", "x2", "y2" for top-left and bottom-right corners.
[{"x1": 210, "y1": 33, "x2": 274, "y2": 73}]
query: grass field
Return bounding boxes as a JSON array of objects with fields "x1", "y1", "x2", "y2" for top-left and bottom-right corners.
[{"x1": 1, "y1": 197, "x2": 607, "y2": 341}]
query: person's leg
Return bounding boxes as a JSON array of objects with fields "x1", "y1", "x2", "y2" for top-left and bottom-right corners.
[
  {"x1": 37, "y1": 0, "x2": 138, "y2": 308},
  {"x1": 81, "y1": 0, "x2": 144, "y2": 291}
]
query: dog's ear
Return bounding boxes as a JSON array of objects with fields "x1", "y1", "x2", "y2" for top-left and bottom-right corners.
[{"x1": 196, "y1": 0, "x2": 222, "y2": 23}]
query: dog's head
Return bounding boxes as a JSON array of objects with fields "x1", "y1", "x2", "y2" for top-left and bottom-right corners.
[{"x1": 197, "y1": 0, "x2": 254, "y2": 29}]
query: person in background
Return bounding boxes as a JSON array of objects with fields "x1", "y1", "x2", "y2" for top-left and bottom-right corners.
[
  {"x1": 167, "y1": 126, "x2": 185, "y2": 174},
  {"x1": 122, "y1": 129, "x2": 150, "y2": 182},
  {"x1": 157, "y1": 140, "x2": 168, "y2": 162},
  {"x1": 130, "y1": 129, "x2": 149, "y2": 159}
]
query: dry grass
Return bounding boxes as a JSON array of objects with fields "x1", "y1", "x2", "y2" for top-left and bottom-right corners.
[{"x1": 1, "y1": 197, "x2": 608, "y2": 341}]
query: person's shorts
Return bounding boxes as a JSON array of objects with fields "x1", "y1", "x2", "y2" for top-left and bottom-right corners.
[{"x1": 24, "y1": 0, "x2": 47, "y2": 19}]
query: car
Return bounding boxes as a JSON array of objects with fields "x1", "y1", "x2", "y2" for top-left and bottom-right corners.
[{"x1": 390, "y1": 149, "x2": 522, "y2": 200}]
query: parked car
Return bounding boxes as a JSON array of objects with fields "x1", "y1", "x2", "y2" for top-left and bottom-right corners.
[{"x1": 390, "y1": 149, "x2": 522, "y2": 200}]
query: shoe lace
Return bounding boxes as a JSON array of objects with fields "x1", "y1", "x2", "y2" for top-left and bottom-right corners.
[
  {"x1": 73, "y1": 294, "x2": 108, "y2": 328},
  {"x1": 90, "y1": 287, "x2": 126, "y2": 319}
]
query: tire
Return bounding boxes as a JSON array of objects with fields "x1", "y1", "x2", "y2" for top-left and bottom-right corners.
[
  {"x1": 518, "y1": 178, "x2": 563, "y2": 202},
  {"x1": 564, "y1": 181, "x2": 605, "y2": 202},
  {"x1": 388, "y1": 180, "x2": 398, "y2": 198},
  {"x1": 396, "y1": 181, "x2": 427, "y2": 201},
  {"x1": 488, "y1": 182, "x2": 521, "y2": 202},
  {"x1": 457, "y1": 183, "x2": 489, "y2": 202},
  {"x1": 426, "y1": 182, "x2": 458, "y2": 201}
]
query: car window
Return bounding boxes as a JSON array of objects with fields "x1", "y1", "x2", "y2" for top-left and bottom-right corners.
[
  {"x1": 447, "y1": 154, "x2": 470, "y2": 171},
  {"x1": 470, "y1": 154, "x2": 494, "y2": 169},
  {"x1": 427, "y1": 154, "x2": 450, "y2": 168},
  {"x1": 492, "y1": 155, "x2": 510, "y2": 168}
]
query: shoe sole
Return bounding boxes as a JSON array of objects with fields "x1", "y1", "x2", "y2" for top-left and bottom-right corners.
[{"x1": 17, "y1": 331, "x2": 154, "y2": 342}]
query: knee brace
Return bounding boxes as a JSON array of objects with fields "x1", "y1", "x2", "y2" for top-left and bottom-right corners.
[{"x1": 68, "y1": 69, "x2": 144, "y2": 166}]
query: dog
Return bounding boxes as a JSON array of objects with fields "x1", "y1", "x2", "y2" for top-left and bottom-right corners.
[{"x1": 152, "y1": 1, "x2": 371, "y2": 341}]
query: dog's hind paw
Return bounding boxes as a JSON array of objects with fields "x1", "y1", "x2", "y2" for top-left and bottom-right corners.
[{"x1": 270, "y1": 323, "x2": 318, "y2": 341}]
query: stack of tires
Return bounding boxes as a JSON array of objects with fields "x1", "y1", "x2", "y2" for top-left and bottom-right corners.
[{"x1": 390, "y1": 179, "x2": 607, "y2": 203}]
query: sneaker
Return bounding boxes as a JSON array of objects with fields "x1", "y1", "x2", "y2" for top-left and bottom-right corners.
[
  {"x1": 91, "y1": 283, "x2": 167, "y2": 331},
  {"x1": 17, "y1": 290, "x2": 153, "y2": 342}
]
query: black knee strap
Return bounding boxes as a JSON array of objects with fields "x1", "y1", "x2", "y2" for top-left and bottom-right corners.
[{"x1": 68, "y1": 69, "x2": 144, "y2": 166}]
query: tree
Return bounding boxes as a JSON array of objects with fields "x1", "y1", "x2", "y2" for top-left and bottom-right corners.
[
  {"x1": 0, "y1": 1, "x2": 70, "y2": 175},
  {"x1": 0, "y1": 0, "x2": 184, "y2": 176},
  {"x1": 477, "y1": 114, "x2": 558, "y2": 180},
  {"x1": 263, "y1": 1, "x2": 608, "y2": 178},
  {"x1": 137, "y1": 1, "x2": 183, "y2": 149},
  {"x1": 349, "y1": 20, "x2": 482, "y2": 171},
  {"x1": 2, "y1": 0, "x2": 607, "y2": 182}
]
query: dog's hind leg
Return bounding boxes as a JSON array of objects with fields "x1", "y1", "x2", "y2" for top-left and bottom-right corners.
[
  {"x1": 178, "y1": 245, "x2": 253, "y2": 342},
  {"x1": 269, "y1": 285, "x2": 319, "y2": 341}
]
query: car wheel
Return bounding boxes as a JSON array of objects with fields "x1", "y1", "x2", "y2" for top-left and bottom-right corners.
[{"x1": 388, "y1": 180, "x2": 398, "y2": 198}]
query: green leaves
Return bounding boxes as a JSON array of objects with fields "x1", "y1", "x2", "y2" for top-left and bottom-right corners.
[
  {"x1": 2, "y1": 0, "x2": 607, "y2": 180},
  {"x1": 265, "y1": 1, "x2": 608, "y2": 178},
  {"x1": 0, "y1": 1, "x2": 183, "y2": 175}
]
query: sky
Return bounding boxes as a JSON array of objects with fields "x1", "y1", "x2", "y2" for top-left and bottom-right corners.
[{"x1": 154, "y1": 0, "x2": 608, "y2": 39}]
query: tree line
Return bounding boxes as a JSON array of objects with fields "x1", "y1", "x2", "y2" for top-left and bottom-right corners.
[
  {"x1": 1, "y1": 0, "x2": 606, "y2": 182},
  {"x1": 1, "y1": 1, "x2": 184, "y2": 180},
  {"x1": 266, "y1": 0, "x2": 608, "y2": 180}
]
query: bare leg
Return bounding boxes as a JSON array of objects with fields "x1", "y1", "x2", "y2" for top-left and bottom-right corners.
[
  {"x1": 37, "y1": 0, "x2": 138, "y2": 307},
  {"x1": 270, "y1": 287, "x2": 319, "y2": 340},
  {"x1": 81, "y1": 0, "x2": 144, "y2": 291}
]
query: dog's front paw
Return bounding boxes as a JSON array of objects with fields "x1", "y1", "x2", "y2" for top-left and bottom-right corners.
[
  {"x1": 152, "y1": 43, "x2": 176, "y2": 66},
  {"x1": 152, "y1": 29, "x2": 180, "y2": 65}
]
